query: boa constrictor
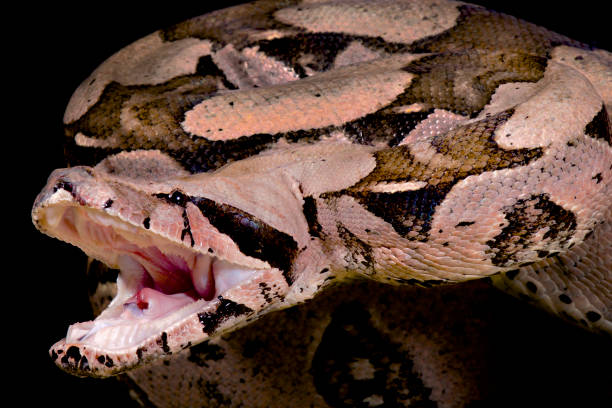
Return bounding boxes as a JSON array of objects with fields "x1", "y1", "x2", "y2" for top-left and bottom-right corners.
[{"x1": 32, "y1": 0, "x2": 611, "y2": 406}]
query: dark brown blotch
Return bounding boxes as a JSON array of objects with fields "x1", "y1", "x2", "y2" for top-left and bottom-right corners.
[
  {"x1": 584, "y1": 105, "x2": 612, "y2": 145},
  {"x1": 311, "y1": 302, "x2": 434, "y2": 406},
  {"x1": 336, "y1": 223, "x2": 375, "y2": 275},
  {"x1": 190, "y1": 195, "x2": 299, "y2": 280},
  {"x1": 198, "y1": 297, "x2": 253, "y2": 335},
  {"x1": 159, "y1": 0, "x2": 299, "y2": 48},
  {"x1": 156, "y1": 332, "x2": 171, "y2": 354},
  {"x1": 586, "y1": 311, "x2": 602, "y2": 322},
  {"x1": 303, "y1": 196, "x2": 323, "y2": 239},
  {"x1": 399, "y1": 52, "x2": 547, "y2": 117},
  {"x1": 505, "y1": 269, "x2": 519, "y2": 280},
  {"x1": 409, "y1": 4, "x2": 586, "y2": 56},
  {"x1": 486, "y1": 194, "x2": 577, "y2": 267}
]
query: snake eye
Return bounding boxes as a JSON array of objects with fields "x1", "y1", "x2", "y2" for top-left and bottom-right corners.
[{"x1": 169, "y1": 190, "x2": 187, "y2": 206}]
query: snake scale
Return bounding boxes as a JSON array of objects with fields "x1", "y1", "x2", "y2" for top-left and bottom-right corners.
[{"x1": 31, "y1": 1, "x2": 611, "y2": 406}]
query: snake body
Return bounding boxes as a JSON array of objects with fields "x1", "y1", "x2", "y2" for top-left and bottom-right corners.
[{"x1": 32, "y1": 0, "x2": 611, "y2": 406}]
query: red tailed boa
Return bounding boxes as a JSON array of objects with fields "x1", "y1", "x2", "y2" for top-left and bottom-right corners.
[{"x1": 32, "y1": 0, "x2": 611, "y2": 406}]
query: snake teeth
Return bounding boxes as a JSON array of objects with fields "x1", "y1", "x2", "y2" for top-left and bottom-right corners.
[
  {"x1": 212, "y1": 259, "x2": 256, "y2": 297},
  {"x1": 192, "y1": 254, "x2": 215, "y2": 300}
]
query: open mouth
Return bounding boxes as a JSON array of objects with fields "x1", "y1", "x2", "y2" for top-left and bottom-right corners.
[{"x1": 42, "y1": 204, "x2": 262, "y2": 351}]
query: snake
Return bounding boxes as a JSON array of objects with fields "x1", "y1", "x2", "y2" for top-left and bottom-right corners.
[{"x1": 32, "y1": 0, "x2": 611, "y2": 406}]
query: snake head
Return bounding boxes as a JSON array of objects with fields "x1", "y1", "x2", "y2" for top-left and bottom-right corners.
[{"x1": 32, "y1": 151, "x2": 335, "y2": 377}]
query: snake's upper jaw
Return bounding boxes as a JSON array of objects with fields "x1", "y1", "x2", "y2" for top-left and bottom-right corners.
[{"x1": 32, "y1": 165, "x2": 333, "y2": 377}]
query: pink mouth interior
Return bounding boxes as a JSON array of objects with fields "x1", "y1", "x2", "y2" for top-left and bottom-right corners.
[
  {"x1": 44, "y1": 205, "x2": 258, "y2": 344},
  {"x1": 115, "y1": 245, "x2": 249, "y2": 321}
]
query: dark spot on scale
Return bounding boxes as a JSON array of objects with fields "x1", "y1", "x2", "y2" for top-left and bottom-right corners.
[
  {"x1": 103, "y1": 199, "x2": 113, "y2": 209},
  {"x1": 586, "y1": 311, "x2": 601, "y2": 322},
  {"x1": 584, "y1": 105, "x2": 611, "y2": 145},
  {"x1": 303, "y1": 196, "x2": 323, "y2": 239},
  {"x1": 198, "y1": 297, "x2": 253, "y2": 335},
  {"x1": 592, "y1": 173, "x2": 602, "y2": 183},
  {"x1": 559, "y1": 294, "x2": 572, "y2": 304},
  {"x1": 79, "y1": 356, "x2": 89, "y2": 371},
  {"x1": 584, "y1": 230, "x2": 594, "y2": 241},
  {"x1": 180, "y1": 208, "x2": 195, "y2": 247},
  {"x1": 63, "y1": 346, "x2": 81, "y2": 364},
  {"x1": 526, "y1": 281, "x2": 537, "y2": 293},
  {"x1": 320, "y1": 268, "x2": 330, "y2": 274},
  {"x1": 208, "y1": 248, "x2": 214, "y2": 253},
  {"x1": 505, "y1": 269, "x2": 519, "y2": 280},
  {"x1": 143, "y1": 217, "x2": 151, "y2": 229},
  {"x1": 258, "y1": 282, "x2": 273, "y2": 303},
  {"x1": 157, "y1": 332, "x2": 170, "y2": 354},
  {"x1": 54, "y1": 180, "x2": 73, "y2": 193},
  {"x1": 455, "y1": 221, "x2": 475, "y2": 227},
  {"x1": 537, "y1": 250, "x2": 549, "y2": 258},
  {"x1": 60, "y1": 346, "x2": 89, "y2": 372},
  {"x1": 136, "y1": 347, "x2": 145, "y2": 361},
  {"x1": 574, "y1": 55, "x2": 584, "y2": 60},
  {"x1": 195, "y1": 55, "x2": 237, "y2": 89},
  {"x1": 97, "y1": 355, "x2": 106, "y2": 364}
]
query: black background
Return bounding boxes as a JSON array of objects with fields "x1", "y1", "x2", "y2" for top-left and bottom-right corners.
[{"x1": 10, "y1": 1, "x2": 610, "y2": 407}]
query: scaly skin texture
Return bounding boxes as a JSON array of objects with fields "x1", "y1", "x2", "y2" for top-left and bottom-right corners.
[{"x1": 31, "y1": 0, "x2": 610, "y2": 406}]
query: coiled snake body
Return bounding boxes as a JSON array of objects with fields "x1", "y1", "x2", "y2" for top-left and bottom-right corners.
[{"x1": 32, "y1": 1, "x2": 611, "y2": 406}]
